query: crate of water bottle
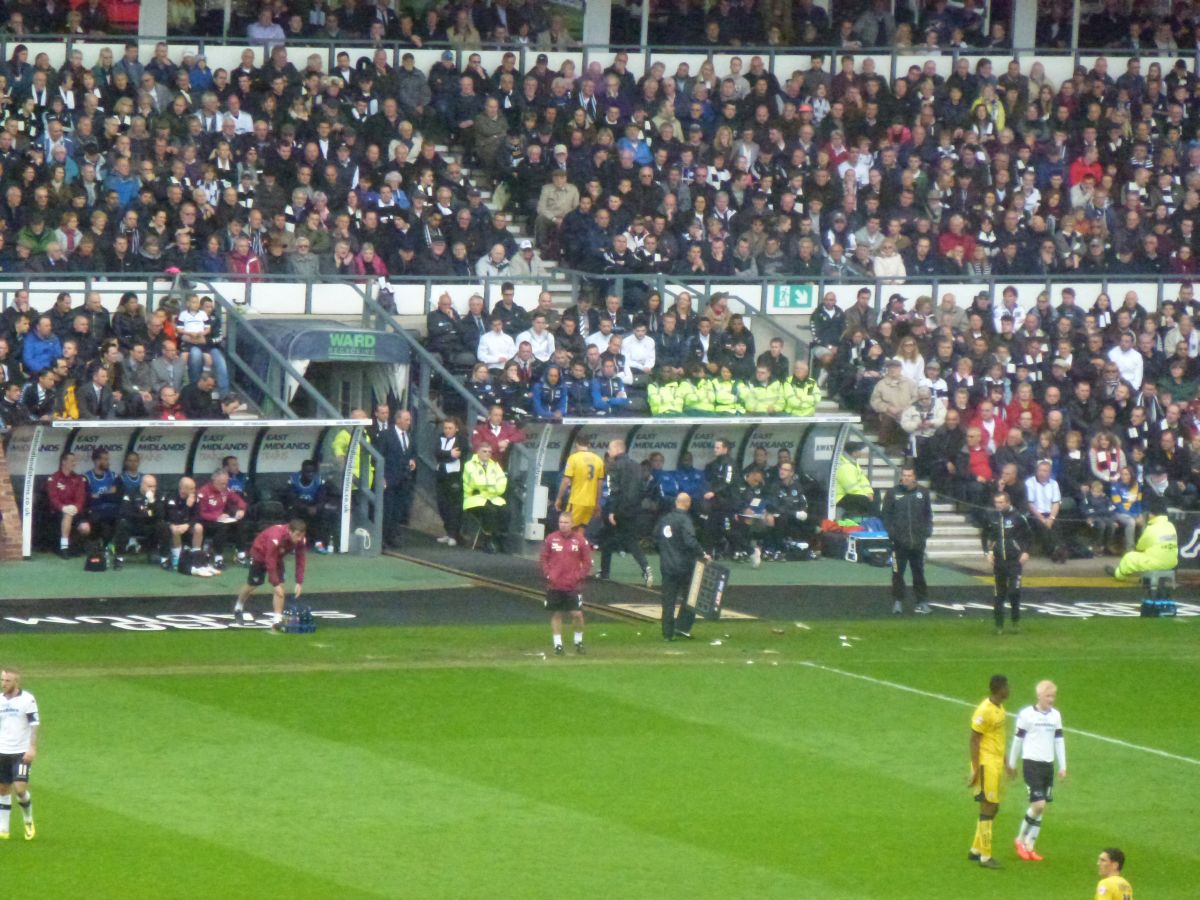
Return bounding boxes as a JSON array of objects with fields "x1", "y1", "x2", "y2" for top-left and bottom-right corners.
[
  {"x1": 1139, "y1": 599, "x2": 1177, "y2": 618},
  {"x1": 281, "y1": 605, "x2": 318, "y2": 633}
]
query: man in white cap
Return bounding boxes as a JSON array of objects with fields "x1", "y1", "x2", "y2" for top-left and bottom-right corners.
[{"x1": 509, "y1": 238, "x2": 550, "y2": 276}]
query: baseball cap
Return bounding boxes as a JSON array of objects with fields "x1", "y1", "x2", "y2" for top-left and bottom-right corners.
[
  {"x1": 536, "y1": 53, "x2": 549, "y2": 63},
  {"x1": 519, "y1": 239, "x2": 532, "y2": 250},
  {"x1": 441, "y1": 50, "x2": 454, "y2": 61},
  {"x1": 553, "y1": 143, "x2": 568, "y2": 154}
]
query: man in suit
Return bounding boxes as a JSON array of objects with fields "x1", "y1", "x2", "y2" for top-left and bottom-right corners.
[
  {"x1": 368, "y1": 403, "x2": 392, "y2": 444},
  {"x1": 78, "y1": 365, "x2": 119, "y2": 420},
  {"x1": 379, "y1": 408, "x2": 417, "y2": 549}
]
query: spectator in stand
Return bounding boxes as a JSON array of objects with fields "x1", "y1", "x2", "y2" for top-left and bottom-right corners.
[{"x1": 870, "y1": 359, "x2": 918, "y2": 448}]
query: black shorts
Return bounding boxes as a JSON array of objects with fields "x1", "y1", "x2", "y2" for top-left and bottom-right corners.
[
  {"x1": 0, "y1": 752, "x2": 31, "y2": 785},
  {"x1": 246, "y1": 560, "x2": 269, "y2": 587},
  {"x1": 1023, "y1": 759, "x2": 1055, "y2": 803},
  {"x1": 544, "y1": 589, "x2": 582, "y2": 612}
]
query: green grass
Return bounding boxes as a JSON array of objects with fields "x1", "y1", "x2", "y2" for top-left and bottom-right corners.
[{"x1": 1, "y1": 618, "x2": 1196, "y2": 898}]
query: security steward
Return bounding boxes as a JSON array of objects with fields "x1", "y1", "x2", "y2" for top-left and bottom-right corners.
[
  {"x1": 653, "y1": 493, "x2": 710, "y2": 640},
  {"x1": 981, "y1": 490, "x2": 1031, "y2": 634},
  {"x1": 881, "y1": 463, "x2": 933, "y2": 615},
  {"x1": 1109, "y1": 495, "x2": 1178, "y2": 581}
]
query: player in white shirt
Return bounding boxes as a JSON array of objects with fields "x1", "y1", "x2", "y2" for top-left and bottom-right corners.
[
  {"x1": 1006, "y1": 679, "x2": 1066, "y2": 861},
  {"x1": 0, "y1": 669, "x2": 39, "y2": 840}
]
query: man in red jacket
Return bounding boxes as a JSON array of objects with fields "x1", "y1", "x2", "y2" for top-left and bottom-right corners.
[
  {"x1": 539, "y1": 510, "x2": 592, "y2": 655},
  {"x1": 470, "y1": 404, "x2": 525, "y2": 468},
  {"x1": 195, "y1": 469, "x2": 249, "y2": 568},
  {"x1": 45, "y1": 451, "x2": 91, "y2": 557},
  {"x1": 233, "y1": 520, "x2": 307, "y2": 629}
]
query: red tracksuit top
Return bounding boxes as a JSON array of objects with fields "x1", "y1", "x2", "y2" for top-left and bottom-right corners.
[
  {"x1": 539, "y1": 529, "x2": 592, "y2": 592},
  {"x1": 250, "y1": 523, "x2": 306, "y2": 586}
]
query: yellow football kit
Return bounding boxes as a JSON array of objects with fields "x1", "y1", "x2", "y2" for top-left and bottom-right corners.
[
  {"x1": 1096, "y1": 875, "x2": 1133, "y2": 899},
  {"x1": 970, "y1": 696, "x2": 1007, "y2": 803},
  {"x1": 563, "y1": 450, "x2": 604, "y2": 527}
]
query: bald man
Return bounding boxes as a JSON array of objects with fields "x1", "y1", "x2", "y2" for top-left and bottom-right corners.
[{"x1": 653, "y1": 493, "x2": 710, "y2": 640}]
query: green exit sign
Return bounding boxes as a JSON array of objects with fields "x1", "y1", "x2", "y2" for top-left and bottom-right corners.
[{"x1": 772, "y1": 284, "x2": 816, "y2": 311}]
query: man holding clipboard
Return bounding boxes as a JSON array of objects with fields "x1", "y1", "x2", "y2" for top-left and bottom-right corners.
[{"x1": 653, "y1": 493, "x2": 711, "y2": 641}]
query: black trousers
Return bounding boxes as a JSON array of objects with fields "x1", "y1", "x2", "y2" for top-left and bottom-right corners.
[
  {"x1": 660, "y1": 568, "x2": 696, "y2": 639},
  {"x1": 464, "y1": 503, "x2": 502, "y2": 544},
  {"x1": 204, "y1": 518, "x2": 252, "y2": 557},
  {"x1": 1029, "y1": 516, "x2": 1064, "y2": 556},
  {"x1": 436, "y1": 476, "x2": 463, "y2": 540},
  {"x1": 111, "y1": 519, "x2": 168, "y2": 557},
  {"x1": 891, "y1": 542, "x2": 928, "y2": 605},
  {"x1": 993, "y1": 558, "x2": 1022, "y2": 626},
  {"x1": 839, "y1": 493, "x2": 876, "y2": 518},
  {"x1": 383, "y1": 482, "x2": 413, "y2": 547},
  {"x1": 600, "y1": 510, "x2": 649, "y2": 577}
]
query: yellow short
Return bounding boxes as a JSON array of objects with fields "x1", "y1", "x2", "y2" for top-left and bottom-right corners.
[
  {"x1": 971, "y1": 761, "x2": 1002, "y2": 804},
  {"x1": 568, "y1": 505, "x2": 596, "y2": 528}
]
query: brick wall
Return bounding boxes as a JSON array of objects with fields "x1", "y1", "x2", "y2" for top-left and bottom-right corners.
[{"x1": 0, "y1": 442, "x2": 24, "y2": 561}]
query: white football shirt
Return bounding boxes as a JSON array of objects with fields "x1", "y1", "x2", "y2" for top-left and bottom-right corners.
[
  {"x1": 0, "y1": 690, "x2": 39, "y2": 754},
  {"x1": 1008, "y1": 704, "x2": 1066, "y2": 767}
]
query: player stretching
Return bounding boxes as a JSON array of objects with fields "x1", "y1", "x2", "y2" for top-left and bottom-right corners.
[
  {"x1": 967, "y1": 673, "x2": 1009, "y2": 869},
  {"x1": 0, "y1": 669, "x2": 39, "y2": 840},
  {"x1": 233, "y1": 520, "x2": 307, "y2": 630},
  {"x1": 1095, "y1": 847, "x2": 1133, "y2": 899},
  {"x1": 556, "y1": 435, "x2": 604, "y2": 530},
  {"x1": 539, "y1": 511, "x2": 592, "y2": 655},
  {"x1": 1007, "y1": 679, "x2": 1067, "y2": 861}
]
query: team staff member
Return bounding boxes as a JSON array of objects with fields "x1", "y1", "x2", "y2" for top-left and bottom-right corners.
[
  {"x1": 982, "y1": 491, "x2": 1031, "y2": 634},
  {"x1": 597, "y1": 439, "x2": 652, "y2": 586},
  {"x1": 379, "y1": 409, "x2": 417, "y2": 549},
  {"x1": 882, "y1": 463, "x2": 933, "y2": 615},
  {"x1": 111, "y1": 474, "x2": 164, "y2": 568},
  {"x1": 539, "y1": 511, "x2": 592, "y2": 655},
  {"x1": 555, "y1": 435, "x2": 604, "y2": 529},
  {"x1": 1095, "y1": 848, "x2": 1133, "y2": 899},
  {"x1": 163, "y1": 476, "x2": 206, "y2": 572},
  {"x1": 967, "y1": 673, "x2": 1010, "y2": 869},
  {"x1": 233, "y1": 519, "x2": 308, "y2": 629},
  {"x1": 45, "y1": 451, "x2": 91, "y2": 557},
  {"x1": 701, "y1": 437, "x2": 740, "y2": 554},
  {"x1": 653, "y1": 493, "x2": 710, "y2": 640},
  {"x1": 196, "y1": 468, "x2": 249, "y2": 566},
  {"x1": 434, "y1": 417, "x2": 469, "y2": 545},
  {"x1": 1007, "y1": 680, "x2": 1067, "y2": 862},
  {"x1": 0, "y1": 668, "x2": 39, "y2": 841}
]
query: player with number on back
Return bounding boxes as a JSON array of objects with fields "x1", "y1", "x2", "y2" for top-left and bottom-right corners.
[
  {"x1": 233, "y1": 519, "x2": 307, "y2": 630},
  {"x1": 0, "y1": 668, "x2": 39, "y2": 840},
  {"x1": 555, "y1": 435, "x2": 604, "y2": 530},
  {"x1": 1007, "y1": 679, "x2": 1067, "y2": 861}
]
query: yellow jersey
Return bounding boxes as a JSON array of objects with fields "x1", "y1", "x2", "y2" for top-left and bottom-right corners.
[
  {"x1": 971, "y1": 697, "x2": 1007, "y2": 763},
  {"x1": 563, "y1": 450, "x2": 604, "y2": 509},
  {"x1": 1095, "y1": 875, "x2": 1132, "y2": 899}
]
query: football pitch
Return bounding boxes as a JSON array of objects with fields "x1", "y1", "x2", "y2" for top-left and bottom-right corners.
[{"x1": 1, "y1": 617, "x2": 1196, "y2": 898}]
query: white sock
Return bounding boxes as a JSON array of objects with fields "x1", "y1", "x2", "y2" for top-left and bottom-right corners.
[
  {"x1": 171, "y1": 548, "x2": 181, "y2": 564},
  {"x1": 574, "y1": 631, "x2": 584, "y2": 645},
  {"x1": 0, "y1": 797, "x2": 9, "y2": 832},
  {"x1": 271, "y1": 612, "x2": 282, "y2": 623},
  {"x1": 59, "y1": 537, "x2": 68, "y2": 549},
  {"x1": 234, "y1": 599, "x2": 244, "y2": 612},
  {"x1": 552, "y1": 634, "x2": 562, "y2": 648},
  {"x1": 1025, "y1": 815, "x2": 1042, "y2": 849},
  {"x1": 17, "y1": 791, "x2": 30, "y2": 823}
]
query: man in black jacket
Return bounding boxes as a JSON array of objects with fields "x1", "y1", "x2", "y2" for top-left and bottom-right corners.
[
  {"x1": 110, "y1": 474, "x2": 165, "y2": 568},
  {"x1": 766, "y1": 461, "x2": 811, "y2": 559},
  {"x1": 653, "y1": 493, "x2": 710, "y2": 640},
  {"x1": 881, "y1": 463, "x2": 934, "y2": 615},
  {"x1": 701, "y1": 438, "x2": 740, "y2": 554},
  {"x1": 597, "y1": 438, "x2": 652, "y2": 585},
  {"x1": 981, "y1": 490, "x2": 1032, "y2": 634}
]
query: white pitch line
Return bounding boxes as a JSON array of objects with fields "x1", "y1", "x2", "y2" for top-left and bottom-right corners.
[{"x1": 799, "y1": 661, "x2": 1200, "y2": 768}]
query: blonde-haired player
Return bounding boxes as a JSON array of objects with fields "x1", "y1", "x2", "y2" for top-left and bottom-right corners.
[
  {"x1": 967, "y1": 674, "x2": 1009, "y2": 868},
  {"x1": 555, "y1": 435, "x2": 604, "y2": 529},
  {"x1": 0, "y1": 668, "x2": 39, "y2": 840},
  {"x1": 1007, "y1": 679, "x2": 1067, "y2": 861}
]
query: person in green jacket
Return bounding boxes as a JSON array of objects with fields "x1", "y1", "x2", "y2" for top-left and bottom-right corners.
[
  {"x1": 682, "y1": 363, "x2": 713, "y2": 414},
  {"x1": 708, "y1": 365, "x2": 743, "y2": 414},
  {"x1": 1110, "y1": 497, "x2": 1178, "y2": 579},
  {"x1": 740, "y1": 364, "x2": 783, "y2": 414},
  {"x1": 648, "y1": 367, "x2": 684, "y2": 415},
  {"x1": 462, "y1": 443, "x2": 508, "y2": 553},
  {"x1": 835, "y1": 441, "x2": 876, "y2": 517},
  {"x1": 781, "y1": 360, "x2": 821, "y2": 416}
]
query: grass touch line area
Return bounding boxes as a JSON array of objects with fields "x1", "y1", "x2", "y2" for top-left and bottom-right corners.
[{"x1": 0, "y1": 619, "x2": 1196, "y2": 898}]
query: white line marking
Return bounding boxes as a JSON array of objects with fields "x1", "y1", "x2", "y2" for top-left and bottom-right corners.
[{"x1": 799, "y1": 661, "x2": 1200, "y2": 768}]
